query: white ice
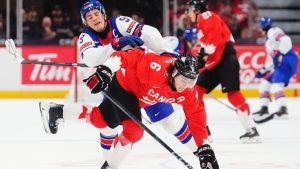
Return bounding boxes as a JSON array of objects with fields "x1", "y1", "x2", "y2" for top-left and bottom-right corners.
[{"x1": 0, "y1": 97, "x2": 300, "y2": 169}]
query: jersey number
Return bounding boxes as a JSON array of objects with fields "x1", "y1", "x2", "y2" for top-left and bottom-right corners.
[
  {"x1": 150, "y1": 62, "x2": 161, "y2": 71},
  {"x1": 119, "y1": 16, "x2": 130, "y2": 22}
]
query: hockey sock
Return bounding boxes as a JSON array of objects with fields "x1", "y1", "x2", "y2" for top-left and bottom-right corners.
[
  {"x1": 62, "y1": 103, "x2": 93, "y2": 122},
  {"x1": 100, "y1": 131, "x2": 118, "y2": 161},
  {"x1": 157, "y1": 109, "x2": 198, "y2": 151},
  {"x1": 105, "y1": 120, "x2": 144, "y2": 168},
  {"x1": 108, "y1": 134, "x2": 133, "y2": 169},
  {"x1": 271, "y1": 83, "x2": 287, "y2": 109},
  {"x1": 259, "y1": 80, "x2": 272, "y2": 107},
  {"x1": 228, "y1": 91, "x2": 255, "y2": 130},
  {"x1": 174, "y1": 120, "x2": 198, "y2": 151}
]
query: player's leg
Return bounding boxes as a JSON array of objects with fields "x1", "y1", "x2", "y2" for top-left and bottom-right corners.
[
  {"x1": 39, "y1": 101, "x2": 95, "y2": 134},
  {"x1": 84, "y1": 105, "x2": 118, "y2": 163},
  {"x1": 144, "y1": 102, "x2": 198, "y2": 152},
  {"x1": 271, "y1": 83, "x2": 288, "y2": 118},
  {"x1": 100, "y1": 77, "x2": 142, "y2": 168},
  {"x1": 107, "y1": 119, "x2": 144, "y2": 169},
  {"x1": 253, "y1": 79, "x2": 272, "y2": 119},
  {"x1": 217, "y1": 42, "x2": 260, "y2": 143},
  {"x1": 270, "y1": 53, "x2": 298, "y2": 119}
]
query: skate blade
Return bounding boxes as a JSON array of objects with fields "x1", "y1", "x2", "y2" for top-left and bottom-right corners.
[
  {"x1": 274, "y1": 114, "x2": 289, "y2": 120},
  {"x1": 240, "y1": 136, "x2": 261, "y2": 144},
  {"x1": 39, "y1": 102, "x2": 51, "y2": 134}
]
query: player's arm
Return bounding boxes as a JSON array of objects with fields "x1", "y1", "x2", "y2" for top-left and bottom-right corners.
[
  {"x1": 115, "y1": 16, "x2": 173, "y2": 54},
  {"x1": 83, "y1": 49, "x2": 143, "y2": 94},
  {"x1": 78, "y1": 33, "x2": 114, "y2": 67},
  {"x1": 181, "y1": 91, "x2": 207, "y2": 147},
  {"x1": 278, "y1": 35, "x2": 293, "y2": 55},
  {"x1": 140, "y1": 25, "x2": 174, "y2": 54}
]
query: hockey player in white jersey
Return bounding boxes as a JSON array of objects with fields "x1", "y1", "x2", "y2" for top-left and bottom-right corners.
[
  {"x1": 253, "y1": 16, "x2": 298, "y2": 123},
  {"x1": 39, "y1": 0, "x2": 209, "y2": 168}
]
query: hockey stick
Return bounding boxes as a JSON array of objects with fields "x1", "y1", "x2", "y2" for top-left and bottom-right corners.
[
  {"x1": 5, "y1": 39, "x2": 89, "y2": 67},
  {"x1": 101, "y1": 91, "x2": 194, "y2": 169},
  {"x1": 207, "y1": 94, "x2": 276, "y2": 123},
  {"x1": 252, "y1": 113, "x2": 275, "y2": 124},
  {"x1": 207, "y1": 94, "x2": 236, "y2": 112}
]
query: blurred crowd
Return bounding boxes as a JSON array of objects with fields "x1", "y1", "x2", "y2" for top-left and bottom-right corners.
[
  {"x1": 0, "y1": 0, "x2": 260, "y2": 44},
  {"x1": 170, "y1": 0, "x2": 259, "y2": 40}
]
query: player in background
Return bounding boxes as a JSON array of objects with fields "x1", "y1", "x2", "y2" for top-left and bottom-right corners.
[
  {"x1": 163, "y1": 29, "x2": 187, "y2": 54},
  {"x1": 186, "y1": 0, "x2": 260, "y2": 143},
  {"x1": 81, "y1": 48, "x2": 219, "y2": 169},
  {"x1": 252, "y1": 16, "x2": 298, "y2": 122},
  {"x1": 39, "y1": 0, "x2": 213, "y2": 168}
]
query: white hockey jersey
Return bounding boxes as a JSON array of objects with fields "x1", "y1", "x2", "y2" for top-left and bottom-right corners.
[
  {"x1": 264, "y1": 27, "x2": 293, "y2": 70},
  {"x1": 77, "y1": 16, "x2": 173, "y2": 68}
]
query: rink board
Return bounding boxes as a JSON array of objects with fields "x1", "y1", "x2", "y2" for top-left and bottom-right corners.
[{"x1": 0, "y1": 45, "x2": 300, "y2": 98}]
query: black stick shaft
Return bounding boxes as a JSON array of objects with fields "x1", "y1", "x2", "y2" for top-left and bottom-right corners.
[{"x1": 21, "y1": 60, "x2": 89, "y2": 67}]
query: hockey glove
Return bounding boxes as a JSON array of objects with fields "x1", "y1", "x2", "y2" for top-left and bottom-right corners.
[
  {"x1": 111, "y1": 35, "x2": 144, "y2": 51},
  {"x1": 194, "y1": 144, "x2": 219, "y2": 169},
  {"x1": 255, "y1": 67, "x2": 272, "y2": 79},
  {"x1": 83, "y1": 65, "x2": 113, "y2": 94},
  {"x1": 197, "y1": 47, "x2": 208, "y2": 69}
]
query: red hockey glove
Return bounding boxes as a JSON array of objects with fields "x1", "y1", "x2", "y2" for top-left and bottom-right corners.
[{"x1": 83, "y1": 65, "x2": 113, "y2": 94}]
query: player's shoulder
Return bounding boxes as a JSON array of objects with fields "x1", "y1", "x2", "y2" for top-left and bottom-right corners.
[
  {"x1": 111, "y1": 16, "x2": 140, "y2": 35},
  {"x1": 199, "y1": 11, "x2": 218, "y2": 20},
  {"x1": 267, "y1": 27, "x2": 285, "y2": 37},
  {"x1": 78, "y1": 28, "x2": 98, "y2": 44}
]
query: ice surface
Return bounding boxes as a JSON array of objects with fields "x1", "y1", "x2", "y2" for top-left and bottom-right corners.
[{"x1": 0, "y1": 97, "x2": 299, "y2": 169}]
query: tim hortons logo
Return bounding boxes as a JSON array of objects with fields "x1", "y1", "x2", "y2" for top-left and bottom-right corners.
[
  {"x1": 28, "y1": 53, "x2": 71, "y2": 82},
  {"x1": 238, "y1": 51, "x2": 266, "y2": 84}
]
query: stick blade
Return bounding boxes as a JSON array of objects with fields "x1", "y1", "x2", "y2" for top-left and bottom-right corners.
[
  {"x1": 5, "y1": 39, "x2": 24, "y2": 63},
  {"x1": 253, "y1": 113, "x2": 275, "y2": 124}
]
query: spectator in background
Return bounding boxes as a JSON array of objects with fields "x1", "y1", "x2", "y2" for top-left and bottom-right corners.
[
  {"x1": 0, "y1": 14, "x2": 5, "y2": 39},
  {"x1": 51, "y1": 5, "x2": 74, "y2": 39},
  {"x1": 131, "y1": 14, "x2": 144, "y2": 24},
  {"x1": 111, "y1": 8, "x2": 122, "y2": 17},
  {"x1": 23, "y1": 5, "x2": 40, "y2": 39},
  {"x1": 41, "y1": 16, "x2": 56, "y2": 40},
  {"x1": 231, "y1": 0, "x2": 258, "y2": 38}
]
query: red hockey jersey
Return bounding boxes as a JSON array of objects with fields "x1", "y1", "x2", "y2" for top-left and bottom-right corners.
[
  {"x1": 197, "y1": 11, "x2": 234, "y2": 70},
  {"x1": 112, "y1": 48, "x2": 207, "y2": 146}
]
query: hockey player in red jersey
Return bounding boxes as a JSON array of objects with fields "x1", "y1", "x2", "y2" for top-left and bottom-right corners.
[
  {"x1": 81, "y1": 48, "x2": 219, "y2": 169},
  {"x1": 39, "y1": 1, "x2": 196, "y2": 167},
  {"x1": 187, "y1": 0, "x2": 260, "y2": 143}
]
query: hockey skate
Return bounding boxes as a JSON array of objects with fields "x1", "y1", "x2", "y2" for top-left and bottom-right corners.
[
  {"x1": 252, "y1": 106, "x2": 270, "y2": 122},
  {"x1": 39, "y1": 102, "x2": 64, "y2": 134},
  {"x1": 239, "y1": 127, "x2": 261, "y2": 143},
  {"x1": 274, "y1": 106, "x2": 288, "y2": 119},
  {"x1": 101, "y1": 161, "x2": 113, "y2": 169}
]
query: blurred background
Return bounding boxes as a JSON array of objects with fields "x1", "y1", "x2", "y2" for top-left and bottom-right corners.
[
  {"x1": 0, "y1": 0, "x2": 299, "y2": 99},
  {"x1": 1, "y1": 0, "x2": 299, "y2": 45}
]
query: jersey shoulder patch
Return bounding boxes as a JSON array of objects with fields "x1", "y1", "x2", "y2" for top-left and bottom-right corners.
[
  {"x1": 78, "y1": 33, "x2": 95, "y2": 53},
  {"x1": 115, "y1": 16, "x2": 139, "y2": 36}
]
